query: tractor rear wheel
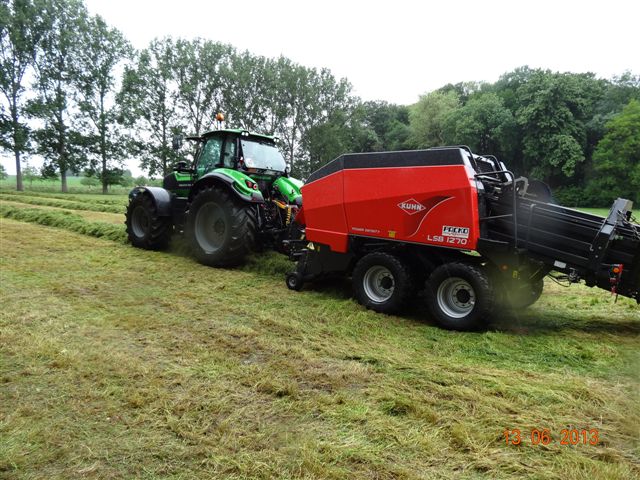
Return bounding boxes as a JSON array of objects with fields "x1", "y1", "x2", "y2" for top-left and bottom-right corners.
[
  {"x1": 186, "y1": 186, "x2": 256, "y2": 267},
  {"x1": 125, "y1": 193, "x2": 171, "y2": 250},
  {"x1": 352, "y1": 252, "x2": 414, "y2": 314},
  {"x1": 425, "y1": 262, "x2": 495, "y2": 331}
]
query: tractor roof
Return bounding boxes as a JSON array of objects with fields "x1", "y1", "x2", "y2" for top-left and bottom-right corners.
[{"x1": 194, "y1": 129, "x2": 276, "y2": 143}]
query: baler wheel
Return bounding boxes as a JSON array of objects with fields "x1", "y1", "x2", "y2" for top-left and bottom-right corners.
[
  {"x1": 425, "y1": 262, "x2": 495, "y2": 331},
  {"x1": 352, "y1": 252, "x2": 413, "y2": 314},
  {"x1": 286, "y1": 272, "x2": 304, "y2": 291},
  {"x1": 186, "y1": 186, "x2": 256, "y2": 267},
  {"x1": 499, "y1": 278, "x2": 544, "y2": 309},
  {"x1": 125, "y1": 193, "x2": 171, "y2": 250}
]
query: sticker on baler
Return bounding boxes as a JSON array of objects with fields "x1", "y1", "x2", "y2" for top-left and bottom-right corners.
[
  {"x1": 442, "y1": 226, "x2": 470, "y2": 239},
  {"x1": 397, "y1": 198, "x2": 426, "y2": 215}
]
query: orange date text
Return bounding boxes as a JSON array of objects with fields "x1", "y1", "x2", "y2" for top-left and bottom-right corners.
[{"x1": 503, "y1": 428, "x2": 599, "y2": 446}]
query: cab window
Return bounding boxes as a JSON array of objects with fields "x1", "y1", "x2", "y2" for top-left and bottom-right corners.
[
  {"x1": 222, "y1": 138, "x2": 237, "y2": 168},
  {"x1": 196, "y1": 137, "x2": 222, "y2": 177}
]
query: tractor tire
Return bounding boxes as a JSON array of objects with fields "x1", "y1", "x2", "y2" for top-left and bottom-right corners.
[
  {"x1": 425, "y1": 262, "x2": 495, "y2": 331},
  {"x1": 499, "y1": 278, "x2": 544, "y2": 310},
  {"x1": 125, "y1": 193, "x2": 171, "y2": 250},
  {"x1": 352, "y1": 252, "x2": 414, "y2": 314},
  {"x1": 186, "y1": 186, "x2": 256, "y2": 267}
]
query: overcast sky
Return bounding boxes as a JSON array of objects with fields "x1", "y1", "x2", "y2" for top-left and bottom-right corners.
[
  {"x1": 85, "y1": 0, "x2": 639, "y2": 104},
  {"x1": 2, "y1": 0, "x2": 639, "y2": 176}
]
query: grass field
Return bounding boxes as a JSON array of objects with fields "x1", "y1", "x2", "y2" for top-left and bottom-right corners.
[
  {"x1": 0, "y1": 175, "x2": 135, "y2": 195},
  {"x1": 1, "y1": 191, "x2": 639, "y2": 479}
]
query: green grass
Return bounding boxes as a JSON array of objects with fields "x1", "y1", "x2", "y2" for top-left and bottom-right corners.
[
  {"x1": 1, "y1": 193, "x2": 639, "y2": 479},
  {"x1": 1, "y1": 175, "x2": 133, "y2": 195},
  {"x1": 577, "y1": 207, "x2": 611, "y2": 217},
  {"x1": 0, "y1": 192, "x2": 127, "y2": 214},
  {"x1": 0, "y1": 189, "x2": 129, "y2": 205}
]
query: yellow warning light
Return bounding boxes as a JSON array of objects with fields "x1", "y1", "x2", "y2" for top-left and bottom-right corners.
[
  {"x1": 215, "y1": 112, "x2": 225, "y2": 122},
  {"x1": 612, "y1": 267, "x2": 620, "y2": 274},
  {"x1": 500, "y1": 264, "x2": 509, "y2": 271}
]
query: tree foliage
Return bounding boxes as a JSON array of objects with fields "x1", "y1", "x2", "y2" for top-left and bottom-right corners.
[
  {"x1": 119, "y1": 37, "x2": 184, "y2": 177},
  {"x1": 409, "y1": 91, "x2": 459, "y2": 148},
  {"x1": 587, "y1": 100, "x2": 640, "y2": 204},
  {"x1": 0, "y1": 0, "x2": 46, "y2": 191},
  {"x1": 28, "y1": 0, "x2": 88, "y2": 192},
  {"x1": 75, "y1": 14, "x2": 130, "y2": 193}
]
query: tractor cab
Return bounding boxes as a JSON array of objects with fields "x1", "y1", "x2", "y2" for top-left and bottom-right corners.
[{"x1": 164, "y1": 129, "x2": 289, "y2": 198}]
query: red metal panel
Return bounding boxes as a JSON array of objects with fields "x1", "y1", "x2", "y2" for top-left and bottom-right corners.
[
  {"x1": 342, "y1": 165, "x2": 480, "y2": 250},
  {"x1": 301, "y1": 164, "x2": 480, "y2": 253},
  {"x1": 300, "y1": 171, "x2": 349, "y2": 253}
]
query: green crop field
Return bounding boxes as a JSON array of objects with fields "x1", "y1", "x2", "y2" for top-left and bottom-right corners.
[{"x1": 1, "y1": 191, "x2": 639, "y2": 479}]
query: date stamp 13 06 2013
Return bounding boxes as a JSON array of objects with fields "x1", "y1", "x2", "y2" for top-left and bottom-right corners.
[{"x1": 503, "y1": 428, "x2": 600, "y2": 446}]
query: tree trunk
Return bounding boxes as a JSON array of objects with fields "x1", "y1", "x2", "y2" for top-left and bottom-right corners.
[
  {"x1": 61, "y1": 169, "x2": 68, "y2": 193},
  {"x1": 101, "y1": 166, "x2": 108, "y2": 194},
  {"x1": 11, "y1": 97, "x2": 23, "y2": 191},
  {"x1": 15, "y1": 150, "x2": 23, "y2": 191},
  {"x1": 100, "y1": 92, "x2": 108, "y2": 194}
]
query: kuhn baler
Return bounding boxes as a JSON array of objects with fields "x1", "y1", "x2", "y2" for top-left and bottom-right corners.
[{"x1": 285, "y1": 147, "x2": 640, "y2": 330}]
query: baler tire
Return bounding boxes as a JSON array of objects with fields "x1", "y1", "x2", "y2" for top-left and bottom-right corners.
[
  {"x1": 500, "y1": 278, "x2": 544, "y2": 310},
  {"x1": 352, "y1": 252, "x2": 414, "y2": 314},
  {"x1": 425, "y1": 262, "x2": 495, "y2": 331},
  {"x1": 186, "y1": 186, "x2": 256, "y2": 267},
  {"x1": 125, "y1": 193, "x2": 171, "y2": 250}
]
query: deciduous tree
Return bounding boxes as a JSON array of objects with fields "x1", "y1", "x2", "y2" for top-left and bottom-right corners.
[
  {"x1": 75, "y1": 14, "x2": 131, "y2": 193},
  {"x1": 588, "y1": 100, "x2": 640, "y2": 204},
  {"x1": 29, "y1": 0, "x2": 88, "y2": 192},
  {"x1": 119, "y1": 37, "x2": 184, "y2": 177},
  {"x1": 0, "y1": 0, "x2": 45, "y2": 191}
]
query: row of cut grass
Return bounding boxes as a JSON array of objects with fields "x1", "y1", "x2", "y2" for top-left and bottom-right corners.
[
  {"x1": 0, "y1": 204, "x2": 127, "y2": 243},
  {"x1": 0, "y1": 188, "x2": 129, "y2": 205},
  {"x1": 1, "y1": 199, "x2": 126, "y2": 225},
  {"x1": 0, "y1": 192, "x2": 126, "y2": 214}
]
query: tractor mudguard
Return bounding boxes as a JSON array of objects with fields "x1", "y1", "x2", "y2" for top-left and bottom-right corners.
[
  {"x1": 273, "y1": 176, "x2": 303, "y2": 205},
  {"x1": 191, "y1": 169, "x2": 264, "y2": 203},
  {"x1": 128, "y1": 186, "x2": 172, "y2": 217}
]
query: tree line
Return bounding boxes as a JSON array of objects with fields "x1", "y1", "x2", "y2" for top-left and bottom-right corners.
[{"x1": 1, "y1": 0, "x2": 639, "y2": 205}]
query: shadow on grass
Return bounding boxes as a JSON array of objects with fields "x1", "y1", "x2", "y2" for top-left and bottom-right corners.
[{"x1": 489, "y1": 311, "x2": 640, "y2": 336}]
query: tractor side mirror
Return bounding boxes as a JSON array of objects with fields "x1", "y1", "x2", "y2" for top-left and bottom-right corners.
[{"x1": 172, "y1": 135, "x2": 183, "y2": 151}]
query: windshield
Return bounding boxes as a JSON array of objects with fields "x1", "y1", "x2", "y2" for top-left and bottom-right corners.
[{"x1": 241, "y1": 140, "x2": 286, "y2": 173}]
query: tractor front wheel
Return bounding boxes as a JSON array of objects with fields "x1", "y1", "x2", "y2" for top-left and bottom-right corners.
[
  {"x1": 125, "y1": 193, "x2": 171, "y2": 250},
  {"x1": 186, "y1": 186, "x2": 256, "y2": 267},
  {"x1": 352, "y1": 252, "x2": 414, "y2": 314},
  {"x1": 425, "y1": 262, "x2": 495, "y2": 331}
]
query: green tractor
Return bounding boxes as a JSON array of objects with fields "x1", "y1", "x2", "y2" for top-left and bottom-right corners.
[{"x1": 125, "y1": 127, "x2": 303, "y2": 266}]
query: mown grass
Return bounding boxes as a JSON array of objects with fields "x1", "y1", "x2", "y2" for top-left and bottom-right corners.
[
  {"x1": 0, "y1": 192, "x2": 126, "y2": 213},
  {"x1": 1, "y1": 193, "x2": 639, "y2": 479},
  {"x1": 0, "y1": 175, "x2": 132, "y2": 195},
  {"x1": 1, "y1": 200, "x2": 125, "y2": 225},
  {"x1": 0, "y1": 189, "x2": 129, "y2": 205},
  {"x1": 0, "y1": 204, "x2": 126, "y2": 243}
]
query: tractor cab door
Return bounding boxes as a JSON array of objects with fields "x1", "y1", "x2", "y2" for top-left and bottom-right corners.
[
  {"x1": 195, "y1": 136, "x2": 223, "y2": 178},
  {"x1": 221, "y1": 135, "x2": 238, "y2": 169}
]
